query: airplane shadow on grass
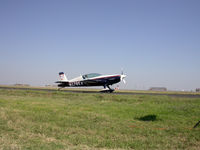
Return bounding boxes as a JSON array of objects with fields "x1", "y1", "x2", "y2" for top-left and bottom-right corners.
[{"x1": 136, "y1": 115, "x2": 161, "y2": 121}]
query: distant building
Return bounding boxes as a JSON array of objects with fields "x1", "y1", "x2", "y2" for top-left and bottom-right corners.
[
  {"x1": 149, "y1": 87, "x2": 167, "y2": 91},
  {"x1": 196, "y1": 88, "x2": 200, "y2": 92}
]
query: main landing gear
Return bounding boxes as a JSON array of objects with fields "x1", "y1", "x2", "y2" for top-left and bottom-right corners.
[
  {"x1": 58, "y1": 87, "x2": 64, "y2": 91},
  {"x1": 100, "y1": 85, "x2": 114, "y2": 93}
]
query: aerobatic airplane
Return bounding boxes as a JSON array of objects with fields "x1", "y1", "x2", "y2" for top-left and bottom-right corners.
[{"x1": 55, "y1": 72, "x2": 126, "y2": 92}]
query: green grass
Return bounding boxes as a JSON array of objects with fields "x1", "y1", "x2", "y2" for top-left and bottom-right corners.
[{"x1": 0, "y1": 89, "x2": 199, "y2": 149}]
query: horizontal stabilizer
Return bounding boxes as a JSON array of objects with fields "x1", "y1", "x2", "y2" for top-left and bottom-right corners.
[{"x1": 55, "y1": 81, "x2": 69, "y2": 83}]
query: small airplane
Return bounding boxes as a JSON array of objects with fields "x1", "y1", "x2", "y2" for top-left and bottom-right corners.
[{"x1": 55, "y1": 72, "x2": 126, "y2": 93}]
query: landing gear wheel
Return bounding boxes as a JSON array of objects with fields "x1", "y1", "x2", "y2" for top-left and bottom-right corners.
[
  {"x1": 58, "y1": 87, "x2": 63, "y2": 91},
  {"x1": 100, "y1": 85, "x2": 115, "y2": 93}
]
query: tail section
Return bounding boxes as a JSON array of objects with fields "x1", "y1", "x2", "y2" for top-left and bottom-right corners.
[{"x1": 59, "y1": 72, "x2": 68, "y2": 81}]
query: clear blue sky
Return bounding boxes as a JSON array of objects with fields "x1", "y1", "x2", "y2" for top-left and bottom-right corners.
[{"x1": 0, "y1": 0, "x2": 200, "y2": 90}]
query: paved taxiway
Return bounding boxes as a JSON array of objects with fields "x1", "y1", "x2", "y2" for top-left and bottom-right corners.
[{"x1": 0, "y1": 86, "x2": 200, "y2": 98}]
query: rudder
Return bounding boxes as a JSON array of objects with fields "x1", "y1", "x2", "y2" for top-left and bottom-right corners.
[{"x1": 59, "y1": 72, "x2": 68, "y2": 81}]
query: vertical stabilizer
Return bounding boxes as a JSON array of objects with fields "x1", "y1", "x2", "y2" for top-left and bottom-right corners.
[{"x1": 59, "y1": 72, "x2": 68, "y2": 81}]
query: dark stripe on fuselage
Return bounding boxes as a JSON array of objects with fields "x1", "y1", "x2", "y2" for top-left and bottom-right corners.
[
  {"x1": 84, "y1": 75, "x2": 121, "y2": 86},
  {"x1": 90, "y1": 75, "x2": 121, "y2": 80}
]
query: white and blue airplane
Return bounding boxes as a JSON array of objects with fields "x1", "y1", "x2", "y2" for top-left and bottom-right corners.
[{"x1": 56, "y1": 72, "x2": 126, "y2": 92}]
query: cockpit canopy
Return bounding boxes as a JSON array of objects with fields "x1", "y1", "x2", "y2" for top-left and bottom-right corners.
[{"x1": 82, "y1": 73, "x2": 101, "y2": 79}]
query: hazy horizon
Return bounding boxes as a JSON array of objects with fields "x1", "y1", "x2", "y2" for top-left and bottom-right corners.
[{"x1": 0, "y1": 0, "x2": 200, "y2": 91}]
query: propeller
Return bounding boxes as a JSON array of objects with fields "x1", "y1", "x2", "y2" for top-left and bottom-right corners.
[
  {"x1": 121, "y1": 74, "x2": 126, "y2": 84},
  {"x1": 120, "y1": 69, "x2": 126, "y2": 84},
  {"x1": 121, "y1": 69, "x2": 124, "y2": 75}
]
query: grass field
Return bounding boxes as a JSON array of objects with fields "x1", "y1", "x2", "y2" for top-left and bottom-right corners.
[{"x1": 0, "y1": 89, "x2": 199, "y2": 149}]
